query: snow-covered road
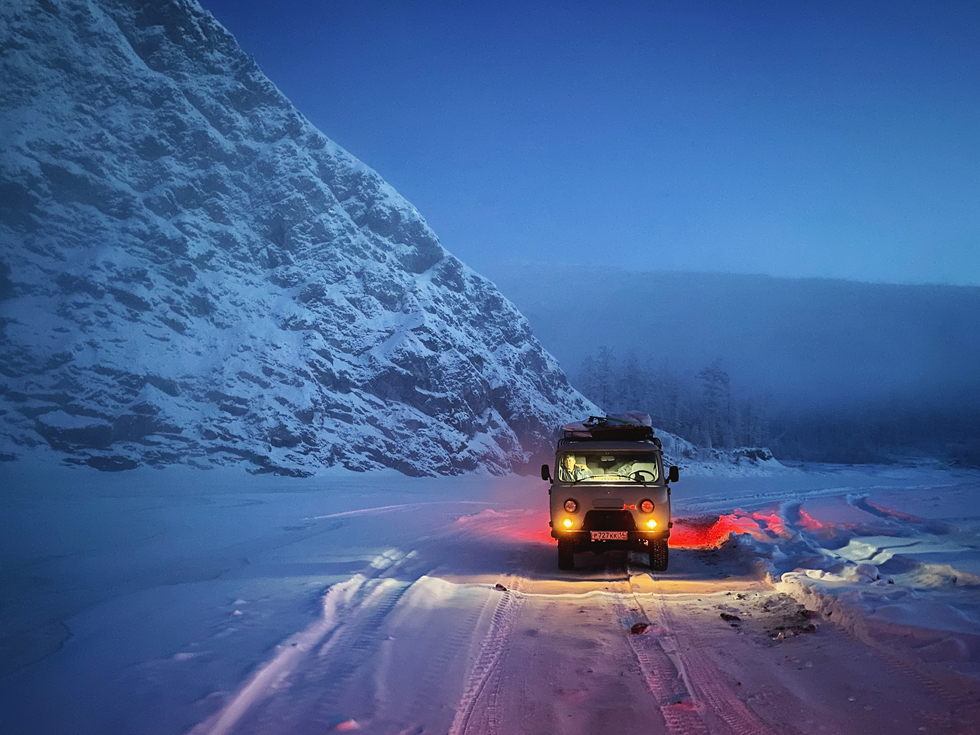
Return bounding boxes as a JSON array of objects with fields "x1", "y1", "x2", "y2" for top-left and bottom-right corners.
[{"x1": 2, "y1": 462, "x2": 980, "y2": 734}]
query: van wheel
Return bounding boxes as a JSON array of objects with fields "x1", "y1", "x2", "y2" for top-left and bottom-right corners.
[
  {"x1": 649, "y1": 541, "x2": 669, "y2": 572},
  {"x1": 557, "y1": 540, "x2": 575, "y2": 570}
]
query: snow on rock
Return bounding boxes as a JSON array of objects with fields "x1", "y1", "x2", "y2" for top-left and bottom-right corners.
[{"x1": 0, "y1": 0, "x2": 595, "y2": 475}]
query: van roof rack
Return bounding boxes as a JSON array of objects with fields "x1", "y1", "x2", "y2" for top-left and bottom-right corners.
[{"x1": 560, "y1": 413, "x2": 660, "y2": 447}]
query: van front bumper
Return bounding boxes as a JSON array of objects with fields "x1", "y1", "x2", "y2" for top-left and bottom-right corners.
[{"x1": 550, "y1": 529, "x2": 670, "y2": 548}]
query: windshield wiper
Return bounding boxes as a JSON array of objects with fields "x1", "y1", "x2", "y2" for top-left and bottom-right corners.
[{"x1": 627, "y1": 471, "x2": 657, "y2": 484}]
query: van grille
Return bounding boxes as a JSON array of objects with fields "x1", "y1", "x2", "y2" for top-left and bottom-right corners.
[{"x1": 583, "y1": 510, "x2": 636, "y2": 531}]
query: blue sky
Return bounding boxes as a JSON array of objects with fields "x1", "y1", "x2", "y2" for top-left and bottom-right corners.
[{"x1": 200, "y1": 0, "x2": 980, "y2": 286}]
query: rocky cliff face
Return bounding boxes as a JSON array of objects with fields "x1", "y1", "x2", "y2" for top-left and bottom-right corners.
[{"x1": 0, "y1": 0, "x2": 594, "y2": 475}]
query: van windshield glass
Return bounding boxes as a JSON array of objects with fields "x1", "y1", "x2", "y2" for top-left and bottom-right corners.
[{"x1": 558, "y1": 452, "x2": 660, "y2": 483}]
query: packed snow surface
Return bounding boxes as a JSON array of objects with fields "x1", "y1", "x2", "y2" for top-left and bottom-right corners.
[
  {"x1": 3, "y1": 459, "x2": 980, "y2": 734},
  {"x1": 0, "y1": 0, "x2": 594, "y2": 476}
]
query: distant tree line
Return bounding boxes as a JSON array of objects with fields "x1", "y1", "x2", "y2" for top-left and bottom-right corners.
[
  {"x1": 574, "y1": 347, "x2": 980, "y2": 467},
  {"x1": 575, "y1": 347, "x2": 771, "y2": 450}
]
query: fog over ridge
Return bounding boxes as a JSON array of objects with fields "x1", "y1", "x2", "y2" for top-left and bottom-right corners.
[{"x1": 482, "y1": 261, "x2": 980, "y2": 410}]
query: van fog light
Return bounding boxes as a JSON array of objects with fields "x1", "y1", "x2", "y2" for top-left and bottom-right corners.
[
  {"x1": 646, "y1": 519, "x2": 658, "y2": 529},
  {"x1": 562, "y1": 519, "x2": 574, "y2": 528}
]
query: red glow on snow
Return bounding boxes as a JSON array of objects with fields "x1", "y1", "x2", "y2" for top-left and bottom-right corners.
[
  {"x1": 863, "y1": 499, "x2": 926, "y2": 523},
  {"x1": 669, "y1": 515, "x2": 746, "y2": 548},
  {"x1": 750, "y1": 510, "x2": 791, "y2": 538},
  {"x1": 797, "y1": 508, "x2": 832, "y2": 531},
  {"x1": 455, "y1": 508, "x2": 555, "y2": 544},
  {"x1": 669, "y1": 508, "x2": 793, "y2": 549}
]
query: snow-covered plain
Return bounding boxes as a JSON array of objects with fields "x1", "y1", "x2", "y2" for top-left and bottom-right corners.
[{"x1": 3, "y1": 458, "x2": 980, "y2": 734}]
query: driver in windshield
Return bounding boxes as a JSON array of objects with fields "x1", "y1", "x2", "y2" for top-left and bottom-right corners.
[{"x1": 560, "y1": 454, "x2": 590, "y2": 481}]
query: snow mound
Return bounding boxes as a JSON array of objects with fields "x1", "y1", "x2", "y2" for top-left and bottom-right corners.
[{"x1": 672, "y1": 481, "x2": 980, "y2": 679}]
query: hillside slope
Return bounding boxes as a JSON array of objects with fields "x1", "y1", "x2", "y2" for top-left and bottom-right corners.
[{"x1": 0, "y1": 0, "x2": 594, "y2": 475}]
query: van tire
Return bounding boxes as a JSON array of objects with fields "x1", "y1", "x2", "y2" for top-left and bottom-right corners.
[
  {"x1": 650, "y1": 541, "x2": 669, "y2": 572},
  {"x1": 557, "y1": 540, "x2": 575, "y2": 570}
]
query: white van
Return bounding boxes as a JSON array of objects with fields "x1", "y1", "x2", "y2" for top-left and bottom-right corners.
[{"x1": 542, "y1": 414, "x2": 678, "y2": 571}]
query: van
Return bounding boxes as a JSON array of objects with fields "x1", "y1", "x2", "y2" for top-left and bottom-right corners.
[{"x1": 542, "y1": 413, "x2": 678, "y2": 571}]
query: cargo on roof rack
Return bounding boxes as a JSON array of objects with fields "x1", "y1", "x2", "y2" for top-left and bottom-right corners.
[{"x1": 560, "y1": 412, "x2": 661, "y2": 447}]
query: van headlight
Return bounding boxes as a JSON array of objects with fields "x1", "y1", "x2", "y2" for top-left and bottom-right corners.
[{"x1": 563, "y1": 499, "x2": 579, "y2": 513}]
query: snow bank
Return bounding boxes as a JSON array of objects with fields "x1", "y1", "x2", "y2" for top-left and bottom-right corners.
[{"x1": 667, "y1": 468, "x2": 980, "y2": 679}]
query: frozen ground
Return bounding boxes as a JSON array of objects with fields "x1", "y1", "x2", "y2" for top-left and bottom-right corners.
[{"x1": 2, "y1": 459, "x2": 980, "y2": 734}]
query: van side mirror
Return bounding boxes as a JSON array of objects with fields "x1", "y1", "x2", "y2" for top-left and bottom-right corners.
[
  {"x1": 668, "y1": 465, "x2": 679, "y2": 483},
  {"x1": 541, "y1": 464, "x2": 552, "y2": 482}
]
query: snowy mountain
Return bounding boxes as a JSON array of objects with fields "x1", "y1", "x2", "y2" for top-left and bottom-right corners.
[{"x1": 0, "y1": 0, "x2": 595, "y2": 476}]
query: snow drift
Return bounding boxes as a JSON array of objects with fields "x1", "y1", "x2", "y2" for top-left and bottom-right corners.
[{"x1": 0, "y1": 0, "x2": 595, "y2": 475}]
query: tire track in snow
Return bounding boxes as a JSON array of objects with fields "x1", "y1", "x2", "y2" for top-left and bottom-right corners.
[
  {"x1": 837, "y1": 624, "x2": 980, "y2": 728},
  {"x1": 397, "y1": 582, "x2": 488, "y2": 731},
  {"x1": 628, "y1": 628, "x2": 708, "y2": 735},
  {"x1": 272, "y1": 577, "x2": 414, "y2": 733},
  {"x1": 629, "y1": 563, "x2": 780, "y2": 735},
  {"x1": 447, "y1": 555, "x2": 530, "y2": 735},
  {"x1": 187, "y1": 575, "x2": 364, "y2": 735},
  {"x1": 187, "y1": 550, "x2": 419, "y2": 735},
  {"x1": 305, "y1": 501, "x2": 497, "y2": 521},
  {"x1": 604, "y1": 561, "x2": 709, "y2": 735}
]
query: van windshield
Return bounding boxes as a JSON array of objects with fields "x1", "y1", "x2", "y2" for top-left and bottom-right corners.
[{"x1": 558, "y1": 451, "x2": 660, "y2": 483}]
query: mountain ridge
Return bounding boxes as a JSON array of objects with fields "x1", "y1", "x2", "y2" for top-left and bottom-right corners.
[{"x1": 0, "y1": 0, "x2": 594, "y2": 476}]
